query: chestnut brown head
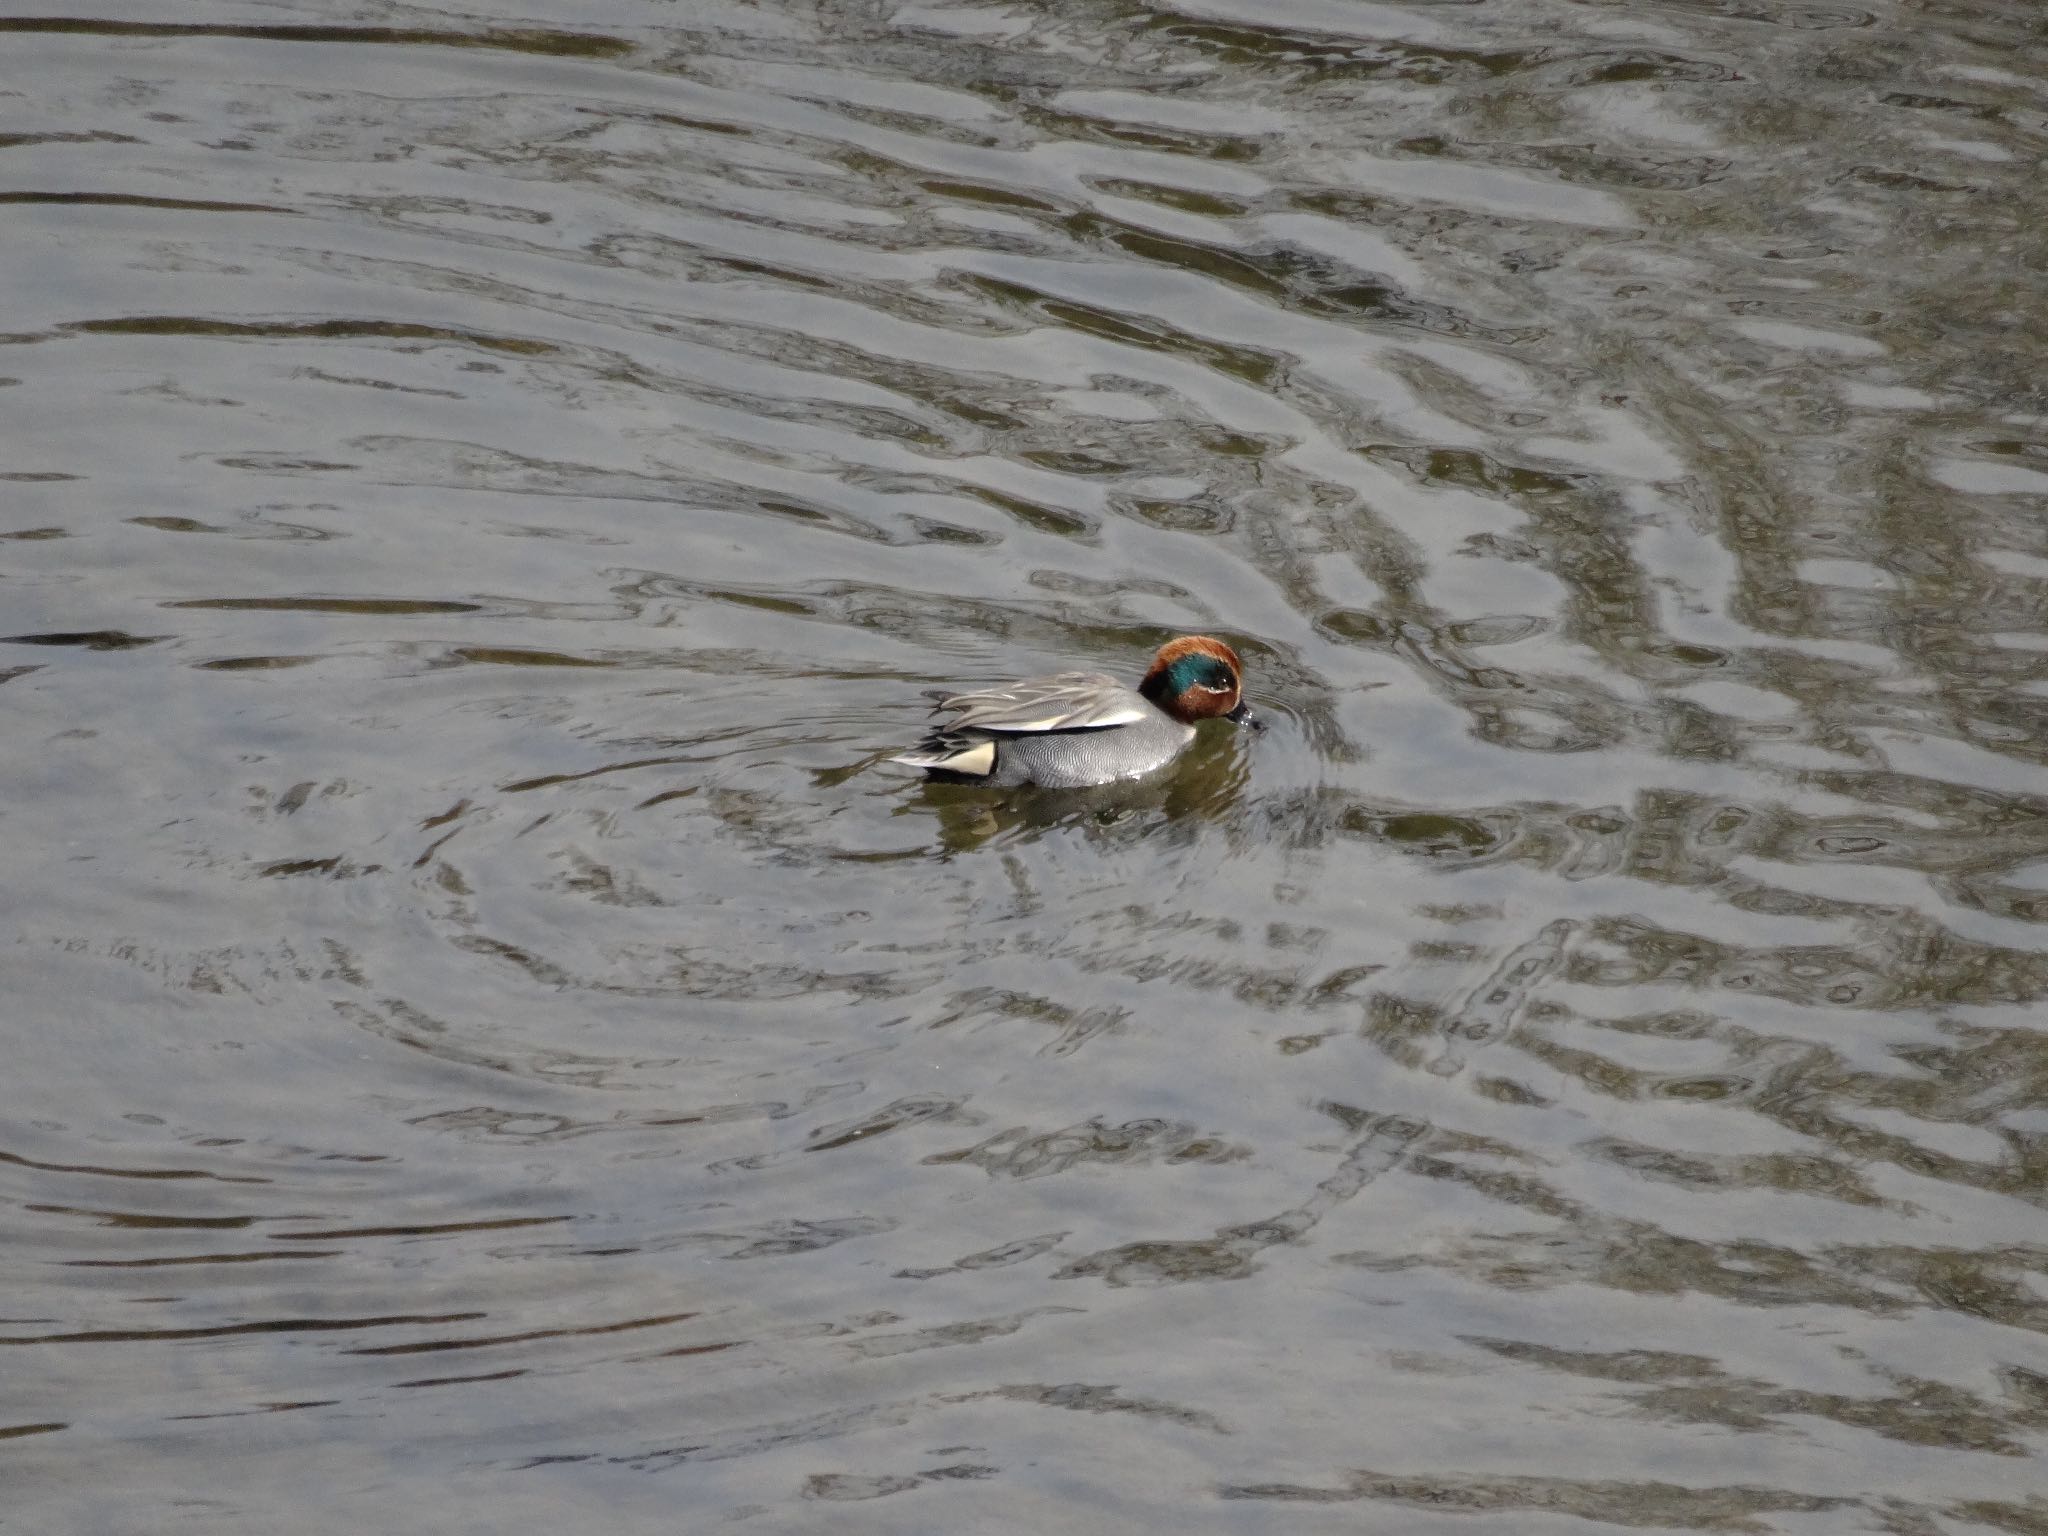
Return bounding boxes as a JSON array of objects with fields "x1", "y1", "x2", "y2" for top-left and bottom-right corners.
[{"x1": 1139, "y1": 635, "x2": 1259, "y2": 728}]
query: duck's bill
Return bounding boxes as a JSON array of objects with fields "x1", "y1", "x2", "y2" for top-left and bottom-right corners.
[{"x1": 1226, "y1": 701, "x2": 1264, "y2": 731}]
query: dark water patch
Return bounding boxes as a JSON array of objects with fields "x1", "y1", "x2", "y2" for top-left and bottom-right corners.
[
  {"x1": 168, "y1": 597, "x2": 482, "y2": 615},
  {"x1": 918, "y1": 178, "x2": 1061, "y2": 214},
  {"x1": 1221, "y1": 1467, "x2": 1852, "y2": 1524},
  {"x1": 0, "y1": 192, "x2": 289, "y2": 215},
  {"x1": 1056, "y1": 1112, "x2": 1425, "y2": 1288},
  {"x1": 446, "y1": 647, "x2": 615, "y2": 668},
  {"x1": 394, "y1": 1368, "x2": 528, "y2": 1389},
  {"x1": 63, "y1": 317, "x2": 556, "y2": 356},
  {"x1": 128, "y1": 516, "x2": 217, "y2": 533},
  {"x1": 927, "y1": 1117, "x2": 1244, "y2": 1181},
  {"x1": 63, "y1": 1250, "x2": 340, "y2": 1267},
  {"x1": 955, "y1": 273, "x2": 1285, "y2": 389},
  {"x1": 0, "y1": 1150, "x2": 269, "y2": 1185},
  {"x1": 345, "y1": 1309, "x2": 699, "y2": 1358},
  {"x1": 1022, "y1": 104, "x2": 1267, "y2": 161},
  {"x1": 272, "y1": 1215, "x2": 572, "y2": 1242},
  {"x1": 0, "y1": 130, "x2": 140, "y2": 149},
  {"x1": 1149, "y1": 22, "x2": 1542, "y2": 85},
  {"x1": 1355, "y1": 810, "x2": 1511, "y2": 859},
  {"x1": 2, "y1": 1312, "x2": 486, "y2": 1346},
  {"x1": 1396, "y1": 134, "x2": 1735, "y2": 194},
  {"x1": 501, "y1": 755, "x2": 702, "y2": 794},
  {"x1": 0, "y1": 17, "x2": 634, "y2": 59},
  {"x1": 28, "y1": 1204, "x2": 264, "y2": 1231},
  {"x1": 957, "y1": 485, "x2": 1094, "y2": 538},
  {"x1": 165, "y1": 1399, "x2": 338, "y2": 1421},
  {"x1": 967, "y1": 1381, "x2": 1230, "y2": 1434},
  {"x1": 805, "y1": 1096, "x2": 963, "y2": 1152},
  {"x1": 1, "y1": 630, "x2": 163, "y2": 650},
  {"x1": 195, "y1": 655, "x2": 318, "y2": 671},
  {"x1": 257, "y1": 857, "x2": 370, "y2": 879}
]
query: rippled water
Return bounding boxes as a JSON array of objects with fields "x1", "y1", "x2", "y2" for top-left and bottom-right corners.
[{"x1": 8, "y1": 1, "x2": 2048, "y2": 1529}]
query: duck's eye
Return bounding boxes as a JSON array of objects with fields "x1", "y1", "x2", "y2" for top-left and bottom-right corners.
[{"x1": 1193, "y1": 679, "x2": 1233, "y2": 694}]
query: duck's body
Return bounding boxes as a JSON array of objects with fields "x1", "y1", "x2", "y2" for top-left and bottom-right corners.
[{"x1": 892, "y1": 636, "x2": 1257, "y2": 788}]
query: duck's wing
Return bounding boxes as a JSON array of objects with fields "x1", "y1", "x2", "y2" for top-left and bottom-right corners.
[
  {"x1": 927, "y1": 671, "x2": 1150, "y2": 734},
  {"x1": 890, "y1": 672, "x2": 1153, "y2": 777}
]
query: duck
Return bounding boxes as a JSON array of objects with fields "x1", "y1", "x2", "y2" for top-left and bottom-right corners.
[{"x1": 891, "y1": 635, "x2": 1259, "y2": 788}]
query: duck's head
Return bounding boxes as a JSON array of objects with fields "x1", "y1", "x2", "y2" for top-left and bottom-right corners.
[{"x1": 1140, "y1": 635, "x2": 1260, "y2": 729}]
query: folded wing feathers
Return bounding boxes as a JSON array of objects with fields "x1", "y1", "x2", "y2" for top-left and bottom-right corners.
[
  {"x1": 891, "y1": 672, "x2": 1149, "y2": 775},
  {"x1": 927, "y1": 672, "x2": 1148, "y2": 734}
]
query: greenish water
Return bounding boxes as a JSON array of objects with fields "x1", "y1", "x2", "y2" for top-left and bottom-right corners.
[{"x1": 5, "y1": 2, "x2": 2048, "y2": 1530}]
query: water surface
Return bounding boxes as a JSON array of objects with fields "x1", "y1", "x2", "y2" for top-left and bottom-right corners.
[{"x1": 7, "y1": 1, "x2": 2048, "y2": 1530}]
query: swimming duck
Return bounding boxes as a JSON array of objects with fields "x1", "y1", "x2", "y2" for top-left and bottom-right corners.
[{"x1": 891, "y1": 635, "x2": 1259, "y2": 788}]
